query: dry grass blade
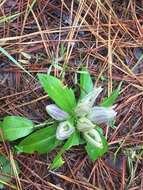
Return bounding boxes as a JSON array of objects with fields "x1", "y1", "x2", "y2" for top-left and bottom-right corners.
[{"x1": 0, "y1": 47, "x2": 34, "y2": 79}]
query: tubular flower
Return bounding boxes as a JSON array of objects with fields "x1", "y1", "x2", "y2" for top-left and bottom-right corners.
[
  {"x1": 46, "y1": 104, "x2": 74, "y2": 140},
  {"x1": 84, "y1": 129, "x2": 103, "y2": 148},
  {"x1": 87, "y1": 106, "x2": 117, "y2": 124},
  {"x1": 75, "y1": 87, "x2": 103, "y2": 117},
  {"x1": 77, "y1": 117, "x2": 95, "y2": 132},
  {"x1": 46, "y1": 104, "x2": 69, "y2": 121},
  {"x1": 46, "y1": 87, "x2": 117, "y2": 143},
  {"x1": 56, "y1": 121, "x2": 75, "y2": 140}
]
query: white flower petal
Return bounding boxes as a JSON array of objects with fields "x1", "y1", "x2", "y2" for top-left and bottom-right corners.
[
  {"x1": 84, "y1": 129, "x2": 103, "y2": 148},
  {"x1": 74, "y1": 102, "x2": 91, "y2": 117},
  {"x1": 75, "y1": 87, "x2": 103, "y2": 117},
  {"x1": 46, "y1": 104, "x2": 69, "y2": 121},
  {"x1": 77, "y1": 117, "x2": 95, "y2": 132},
  {"x1": 81, "y1": 87, "x2": 103, "y2": 105},
  {"x1": 88, "y1": 106, "x2": 117, "y2": 124},
  {"x1": 56, "y1": 121, "x2": 75, "y2": 140}
]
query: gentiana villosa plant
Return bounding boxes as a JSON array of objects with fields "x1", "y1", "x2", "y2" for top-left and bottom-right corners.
[{"x1": 0, "y1": 68, "x2": 121, "y2": 169}]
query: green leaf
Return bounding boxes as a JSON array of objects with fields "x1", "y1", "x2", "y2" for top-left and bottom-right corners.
[
  {"x1": 100, "y1": 83, "x2": 122, "y2": 107},
  {"x1": 51, "y1": 131, "x2": 80, "y2": 169},
  {"x1": 80, "y1": 67, "x2": 93, "y2": 99},
  {"x1": 0, "y1": 155, "x2": 20, "y2": 189},
  {"x1": 17, "y1": 125, "x2": 61, "y2": 153},
  {"x1": 62, "y1": 131, "x2": 80, "y2": 149},
  {"x1": 0, "y1": 116, "x2": 34, "y2": 141},
  {"x1": 38, "y1": 74, "x2": 76, "y2": 114},
  {"x1": 50, "y1": 155, "x2": 64, "y2": 170},
  {"x1": 85, "y1": 133, "x2": 108, "y2": 161}
]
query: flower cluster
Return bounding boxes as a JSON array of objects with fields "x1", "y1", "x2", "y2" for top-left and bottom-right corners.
[{"x1": 46, "y1": 87, "x2": 116, "y2": 148}]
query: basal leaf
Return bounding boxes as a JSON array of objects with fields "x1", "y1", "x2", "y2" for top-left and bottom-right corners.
[
  {"x1": 38, "y1": 74, "x2": 76, "y2": 114},
  {"x1": 17, "y1": 125, "x2": 61, "y2": 153},
  {"x1": 100, "y1": 83, "x2": 122, "y2": 107},
  {"x1": 51, "y1": 131, "x2": 80, "y2": 169},
  {"x1": 80, "y1": 67, "x2": 93, "y2": 99},
  {"x1": 85, "y1": 133, "x2": 108, "y2": 161},
  {"x1": 0, "y1": 116, "x2": 34, "y2": 141}
]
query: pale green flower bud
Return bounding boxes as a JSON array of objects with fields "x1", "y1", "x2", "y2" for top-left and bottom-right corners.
[
  {"x1": 46, "y1": 104, "x2": 69, "y2": 121},
  {"x1": 75, "y1": 87, "x2": 103, "y2": 117},
  {"x1": 56, "y1": 121, "x2": 75, "y2": 140},
  {"x1": 77, "y1": 117, "x2": 95, "y2": 132},
  {"x1": 87, "y1": 106, "x2": 116, "y2": 124},
  {"x1": 84, "y1": 129, "x2": 103, "y2": 148}
]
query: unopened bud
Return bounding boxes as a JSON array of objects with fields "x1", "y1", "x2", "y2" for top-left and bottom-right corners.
[
  {"x1": 77, "y1": 117, "x2": 95, "y2": 132},
  {"x1": 46, "y1": 104, "x2": 69, "y2": 121},
  {"x1": 75, "y1": 87, "x2": 103, "y2": 117},
  {"x1": 84, "y1": 129, "x2": 103, "y2": 148}
]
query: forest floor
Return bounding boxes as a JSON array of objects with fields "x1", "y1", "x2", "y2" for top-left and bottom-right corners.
[{"x1": 0, "y1": 1, "x2": 143, "y2": 190}]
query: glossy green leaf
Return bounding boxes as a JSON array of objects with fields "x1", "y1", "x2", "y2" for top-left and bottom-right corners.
[
  {"x1": 0, "y1": 155, "x2": 20, "y2": 189},
  {"x1": 0, "y1": 116, "x2": 34, "y2": 141},
  {"x1": 85, "y1": 133, "x2": 108, "y2": 161},
  {"x1": 17, "y1": 125, "x2": 61, "y2": 153},
  {"x1": 51, "y1": 131, "x2": 80, "y2": 169},
  {"x1": 80, "y1": 67, "x2": 93, "y2": 99},
  {"x1": 38, "y1": 74, "x2": 76, "y2": 114},
  {"x1": 100, "y1": 83, "x2": 122, "y2": 107}
]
